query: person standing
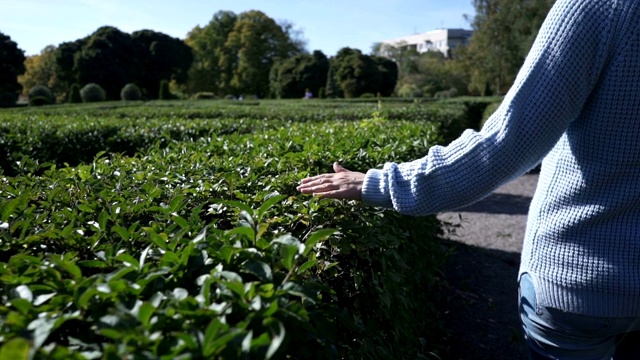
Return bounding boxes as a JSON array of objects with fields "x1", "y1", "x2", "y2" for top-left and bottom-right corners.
[{"x1": 297, "y1": 0, "x2": 640, "y2": 358}]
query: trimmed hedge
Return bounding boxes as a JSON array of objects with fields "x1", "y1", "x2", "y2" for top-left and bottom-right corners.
[
  {"x1": 0, "y1": 99, "x2": 477, "y2": 176},
  {"x1": 0, "y1": 105, "x2": 449, "y2": 358},
  {"x1": 120, "y1": 83, "x2": 142, "y2": 101},
  {"x1": 68, "y1": 84, "x2": 82, "y2": 104},
  {"x1": 28, "y1": 85, "x2": 54, "y2": 106},
  {"x1": 80, "y1": 83, "x2": 107, "y2": 103}
]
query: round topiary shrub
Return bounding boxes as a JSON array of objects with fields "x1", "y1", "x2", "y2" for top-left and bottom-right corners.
[
  {"x1": 68, "y1": 84, "x2": 82, "y2": 103},
  {"x1": 28, "y1": 85, "x2": 54, "y2": 106},
  {"x1": 29, "y1": 96, "x2": 52, "y2": 106},
  {"x1": 120, "y1": 83, "x2": 142, "y2": 101},
  {"x1": 80, "y1": 83, "x2": 106, "y2": 103}
]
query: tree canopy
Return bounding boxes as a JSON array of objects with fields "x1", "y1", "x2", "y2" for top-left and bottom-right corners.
[
  {"x1": 19, "y1": 45, "x2": 59, "y2": 99},
  {"x1": 0, "y1": 32, "x2": 26, "y2": 107},
  {"x1": 459, "y1": 0, "x2": 554, "y2": 95},
  {"x1": 132, "y1": 30, "x2": 193, "y2": 99},
  {"x1": 327, "y1": 47, "x2": 397, "y2": 98},
  {"x1": 269, "y1": 50, "x2": 329, "y2": 99},
  {"x1": 48, "y1": 27, "x2": 192, "y2": 100},
  {"x1": 186, "y1": 10, "x2": 306, "y2": 98}
]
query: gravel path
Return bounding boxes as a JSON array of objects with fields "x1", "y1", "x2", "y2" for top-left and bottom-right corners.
[{"x1": 435, "y1": 173, "x2": 539, "y2": 359}]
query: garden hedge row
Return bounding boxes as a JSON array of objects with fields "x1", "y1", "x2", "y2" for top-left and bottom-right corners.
[
  {"x1": 0, "y1": 98, "x2": 493, "y2": 177},
  {"x1": 0, "y1": 99, "x2": 497, "y2": 359}
]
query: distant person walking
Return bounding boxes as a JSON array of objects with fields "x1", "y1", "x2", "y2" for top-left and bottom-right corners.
[{"x1": 297, "y1": 0, "x2": 640, "y2": 358}]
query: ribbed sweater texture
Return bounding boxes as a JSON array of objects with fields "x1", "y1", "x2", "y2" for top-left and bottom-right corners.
[{"x1": 362, "y1": 0, "x2": 640, "y2": 317}]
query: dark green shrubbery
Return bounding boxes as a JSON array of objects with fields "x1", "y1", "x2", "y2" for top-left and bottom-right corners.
[
  {"x1": 80, "y1": 83, "x2": 107, "y2": 103},
  {"x1": 27, "y1": 96, "x2": 51, "y2": 107},
  {"x1": 0, "y1": 92, "x2": 18, "y2": 108},
  {"x1": 28, "y1": 85, "x2": 54, "y2": 106},
  {"x1": 158, "y1": 80, "x2": 172, "y2": 100},
  {"x1": 0, "y1": 107, "x2": 449, "y2": 358},
  {"x1": 439, "y1": 96, "x2": 502, "y2": 132},
  {"x1": 480, "y1": 101, "x2": 502, "y2": 128},
  {"x1": 68, "y1": 84, "x2": 82, "y2": 103},
  {"x1": 397, "y1": 84, "x2": 423, "y2": 99},
  {"x1": 120, "y1": 83, "x2": 142, "y2": 101}
]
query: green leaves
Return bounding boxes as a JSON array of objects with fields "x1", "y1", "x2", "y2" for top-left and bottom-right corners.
[
  {"x1": 0, "y1": 338, "x2": 30, "y2": 360},
  {"x1": 0, "y1": 100, "x2": 451, "y2": 359}
]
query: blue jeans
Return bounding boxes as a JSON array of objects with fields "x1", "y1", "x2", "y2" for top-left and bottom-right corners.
[{"x1": 519, "y1": 273, "x2": 640, "y2": 359}]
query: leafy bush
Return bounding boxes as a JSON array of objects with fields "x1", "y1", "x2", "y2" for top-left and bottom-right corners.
[
  {"x1": 398, "y1": 83, "x2": 423, "y2": 98},
  {"x1": 0, "y1": 109, "x2": 449, "y2": 358},
  {"x1": 439, "y1": 96, "x2": 502, "y2": 132},
  {"x1": 120, "y1": 83, "x2": 142, "y2": 101},
  {"x1": 359, "y1": 92, "x2": 375, "y2": 99},
  {"x1": 80, "y1": 83, "x2": 106, "y2": 103},
  {"x1": 68, "y1": 84, "x2": 82, "y2": 103},
  {"x1": 28, "y1": 96, "x2": 52, "y2": 107},
  {"x1": 28, "y1": 85, "x2": 54, "y2": 106},
  {"x1": 0, "y1": 99, "x2": 475, "y2": 176},
  {"x1": 224, "y1": 94, "x2": 236, "y2": 100},
  {"x1": 158, "y1": 80, "x2": 172, "y2": 100},
  {"x1": 480, "y1": 101, "x2": 502, "y2": 128}
]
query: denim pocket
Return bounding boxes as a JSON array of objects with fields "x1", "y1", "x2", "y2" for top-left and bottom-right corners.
[
  {"x1": 521, "y1": 274, "x2": 611, "y2": 336},
  {"x1": 538, "y1": 305, "x2": 611, "y2": 336}
]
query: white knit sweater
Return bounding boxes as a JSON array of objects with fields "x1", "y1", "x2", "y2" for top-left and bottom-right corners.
[{"x1": 362, "y1": 0, "x2": 640, "y2": 317}]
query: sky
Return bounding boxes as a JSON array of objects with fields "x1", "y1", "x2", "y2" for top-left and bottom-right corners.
[{"x1": 1, "y1": 0, "x2": 475, "y2": 57}]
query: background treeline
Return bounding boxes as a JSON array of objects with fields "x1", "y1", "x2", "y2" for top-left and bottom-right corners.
[{"x1": 1, "y1": 0, "x2": 554, "y2": 107}]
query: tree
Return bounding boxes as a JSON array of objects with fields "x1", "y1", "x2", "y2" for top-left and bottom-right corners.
[
  {"x1": 132, "y1": 30, "x2": 193, "y2": 99},
  {"x1": 53, "y1": 39, "x2": 86, "y2": 100},
  {"x1": 51, "y1": 27, "x2": 192, "y2": 100},
  {"x1": 185, "y1": 11, "x2": 238, "y2": 95},
  {"x1": 328, "y1": 47, "x2": 397, "y2": 98},
  {"x1": 0, "y1": 32, "x2": 26, "y2": 107},
  {"x1": 460, "y1": 0, "x2": 554, "y2": 95},
  {"x1": 73, "y1": 26, "x2": 144, "y2": 100},
  {"x1": 393, "y1": 50, "x2": 468, "y2": 98},
  {"x1": 270, "y1": 50, "x2": 329, "y2": 98},
  {"x1": 222, "y1": 10, "x2": 306, "y2": 98},
  {"x1": 372, "y1": 56, "x2": 398, "y2": 97},
  {"x1": 185, "y1": 10, "x2": 306, "y2": 97},
  {"x1": 18, "y1": 45, "x2": 60, "y2": 99}
]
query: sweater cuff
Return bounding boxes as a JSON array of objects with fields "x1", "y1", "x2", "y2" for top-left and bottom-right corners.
[{"x1": 361, "y1": 169, "x2": 393, "y2": 208}]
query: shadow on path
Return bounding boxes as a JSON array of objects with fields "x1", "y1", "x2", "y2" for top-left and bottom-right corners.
[
  {"x1": 432, "y1": 174, "x2": 538, "y2": 359},
  {"x1": 455, "y1": 193, "x2": 533, "y2": 216},
  {"x1": 437, "y1": 239, "x2": 527, "y2": 359}
]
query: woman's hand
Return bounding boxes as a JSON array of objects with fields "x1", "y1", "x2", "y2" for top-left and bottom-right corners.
[{"x1": 297, "y1": 162, "x2": 365, "y2": 200}]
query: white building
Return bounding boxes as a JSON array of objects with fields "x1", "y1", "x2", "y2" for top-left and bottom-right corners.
[{"x1": 378, "y1": 29, "x2": 473, "y2": 58}]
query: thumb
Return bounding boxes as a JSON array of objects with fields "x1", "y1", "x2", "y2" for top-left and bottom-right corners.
[{"x1": 333, "y1": 162, "x2": 350, "y2": 173}]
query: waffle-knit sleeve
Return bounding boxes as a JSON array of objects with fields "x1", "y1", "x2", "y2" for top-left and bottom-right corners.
[{"x1": 362, "y1": 0, "x2": 624, "y2": 215}]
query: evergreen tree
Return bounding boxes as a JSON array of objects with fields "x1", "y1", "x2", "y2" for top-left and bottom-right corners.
[{"x1": 0, "y1": 32, "x2": 26, "y2": 107}]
